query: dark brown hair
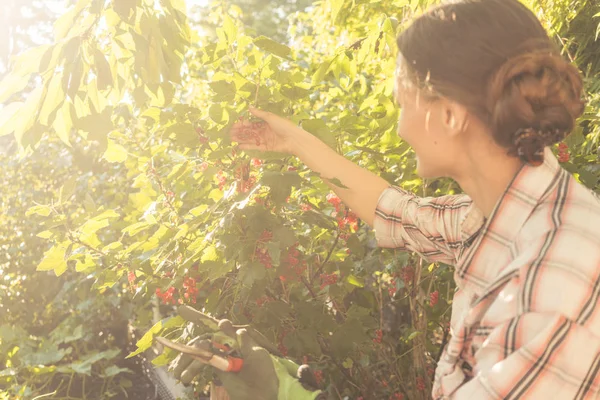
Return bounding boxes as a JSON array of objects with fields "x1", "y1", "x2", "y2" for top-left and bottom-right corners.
[{"x1": 396, "y1": 0, "x2": 585, "y2": 165}]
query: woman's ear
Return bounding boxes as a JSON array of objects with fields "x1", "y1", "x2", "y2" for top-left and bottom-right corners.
[{"x1": 442, "y1": 100, "x2": 469, "y2": 137}]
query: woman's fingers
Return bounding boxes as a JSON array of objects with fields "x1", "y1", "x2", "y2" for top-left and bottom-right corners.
[
  {"x1": 237, "y1": 144, "x2": 266, "y2": 151},
  {"x1": 248, "y1": 106, "x2": 273, "y2": 121}
]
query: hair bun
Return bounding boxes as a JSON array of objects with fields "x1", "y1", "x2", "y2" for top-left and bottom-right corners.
[{"x1": 487, "y1": 51, "x2": 585, "y2": 163}]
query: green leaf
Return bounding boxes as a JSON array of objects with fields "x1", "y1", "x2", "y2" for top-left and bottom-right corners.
[
  {"x1": 103, "y1": 365, "x2": 133, "y2": 378},
  {"x1": 0, "y1": 74, "x2": 30, "y2": 104},
  {"x1": 37, "y1": 244, "x2": 68, "y2": 276},
  {"x1": 75, "y1": 256, "x2": 96, "y2": 272},
  {"x1": 0, "y1": 102, "x2": 24, "y2": 137},
  {"x1": 254, "y1": 36, "x2": 291, "y2": 59},
  {"x1": 68, "y1": 349, "x2": 122, "y2": 376},
  {"x1": 113, "y1": 0, "x2": 137, "y2": 23},
  {"x1": 80, "y1": 218, "x2": 109, "y2": 236},
  {"x1": 66, "y1": 59, "x2": 84, "y2": 100},
  {"x1": 342, "y1": 357, "x2": 354, "y2": 369},
  {"x1": 273, "y1": 226, "x2": 297, "y2": 248},
  {"x1": 83, "y1": 193, "x2": 97, "y2": 213},
  {"x1": 14, "y1": 85, "x2": 46, "y2": 145},
  {"x1": 201, "y1": 245, "x2": 219, "y2": 262},
  {"x1": 300, "y1": 118, "x2": 337, "y2": 149},
  {"x1": 330, "y1": 0, "x2": 344, "y2": 23},
  {"x1": 21, "y1": 340, "x2": 71, "y2": 366},
  {"x1": 285, "y1": 329, "x2": 321, "y2": 355},
  {"x1": 266, "y1": 241, "x2": 281, "y2": 266},
  {"x1": 37, "y1": 230, "x2": 54, "y2": 239},
  {"x1": 53, "y1": 103, "x2": 74, "y2": 146},
  {"x1": 189, "y1": 204, "x2": 208, "y2": 216},
  {"x1": 407, "y1": 330, "x2": 421, "y2": 341},
  {"x1": 52, "y1": 324, "x2": 84, "y2": 344},
  {"x1": 209, "y1": 188, "x2": 223, "y2": 202},
  {"x1": 59, "y1": 176, "x2": 78, "y2": 203},
  {"x1": 151, "y1": 347, "x2": 178, "y2": 366},
  {"x1": 53, "y1": 0, "x2": 91, "y2": 41},
  {"x1": 325, "y1": 177, "x2": 349, "y2": 189},
  {"x1": 346, "y1": 234, "x2": 364, "y2": 257},
  {"x1": 173, "y1": 224, "x2": 188, "y2": 240},
  {"x1": 347, "y1": 274, "x2": 365, "y2": 288},
  {"x1": 311, "y1": 60, "x2": 331, "y2": 86},
  {"x1": 280, "y1": 85, "x2": 310, "y2": 100},
  {"x1": 578, "y1": 169, "x2": 597, "y2": 188},
  {"x1": 94, "y1": 209, "x2": 120, "y2": 220},
  {"x1": 261, "y1": 171, "x2": 302, "y2": 204},
  {"x1": 122, "y1": 221, "x2": 150, "y2": 237},
  {"x1": 94, "y1": 49, "x2": 113, "y2": 90},
  {"x1": 240, "y1": 261, "x2": 266, "y2": 286},
  {"x1": 26, "y1": 205, "x2": 52, "y2": 217},
  {"x1": 103, "y1": 139, "x2": 128, "y2": 163},
  {"x1": 209, "y1": 104, "x2": 224, "y2": 123},
  {"x1": 119, "y1": 378, "x2": 133, "y2": 388},
  {"x1": 209, "y1": 80, "x2": 235, "y2": 94},
  {"x1": 126, "y1": 316, "x2": 185, "y2": 358},
  {"x1": 39, "y1": 71, "x2": 65, "y2": 126},
  {"x1": 223, "y1": 14, "x2": 238, "y2": 43}
]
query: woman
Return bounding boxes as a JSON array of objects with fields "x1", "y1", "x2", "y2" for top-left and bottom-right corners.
[{"x1": 175, "y1": 0, "x2": 600, "y2": 398}]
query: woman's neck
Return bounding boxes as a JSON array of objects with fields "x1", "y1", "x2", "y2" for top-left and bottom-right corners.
[{"x1": 452, "y1": 143, "x2": 524, "y2": 218}]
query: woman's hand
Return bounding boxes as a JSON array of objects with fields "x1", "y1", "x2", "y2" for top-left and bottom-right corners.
[
  {"x1": 230, "y1": 107, "x2": 306, "y2": 155},
  {"x1": 230, "y1": 107, "x2": 390, "y2": 228}
]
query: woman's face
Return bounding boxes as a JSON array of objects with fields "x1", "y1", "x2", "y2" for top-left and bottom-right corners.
[{"x1": 394, "y1": 79, "x2": 461, "y2": 179}]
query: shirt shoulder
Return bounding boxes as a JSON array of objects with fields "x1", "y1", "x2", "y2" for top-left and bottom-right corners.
[{"x1": 514, "y1": 177, "x2": 600, "y2": 335}]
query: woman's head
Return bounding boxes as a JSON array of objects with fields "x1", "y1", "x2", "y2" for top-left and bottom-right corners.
[{"x1": 394, "y1": 0, "x2": 585, "y2": 178}]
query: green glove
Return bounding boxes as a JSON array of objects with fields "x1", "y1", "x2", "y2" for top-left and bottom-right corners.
[
  {"x1": 170, "y1": 306, "x2": 326, "y2": 400},
  {"x1": 216, "y1": 328, "x2": 324, "y2": 400}
]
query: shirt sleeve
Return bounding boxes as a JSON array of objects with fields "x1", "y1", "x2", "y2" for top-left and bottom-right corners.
[{"x1": 373, "y1": 185, "x2": 474, "y2": 265}]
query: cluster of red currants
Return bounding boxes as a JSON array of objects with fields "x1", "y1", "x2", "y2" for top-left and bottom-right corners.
[
  {"x1": 415, "y1": 376, "x2": 426, "y2": 391},
  {"x1": 319, "y1": 272, "x2": 338, "y2": 290},
  {"x1": 373, "y1": 329, "x2": 383, "y2": 344},
  {"x1": 401, "y1": 266, "x2": 415, "y2": 286},
  {"x1": 260, "y1": 229, "x2": 273, "y2": 242},
  {"x1": 234, "y1": 162, "x2": 257, "y2": 194},
  {"x1": 195, "y1": 126, "x2": 208, "y2": 144},
  {"x1": 255, "y1": 295, "x2": 274, "y2": 307},
  {"x1": 429, "y1": 290, "x2": 439, "y2": 307},
  {"x1": 217, "y1": 171, "x2": 227, "y2": 191},
  {"x1": 387, "y1": 273, "x2": 398, "y2": 297},
  {"x1": 279, "y1": 243, "x2": 307, "y2": 283},
  {"x1": 313, "y1": 370, "x2": 324, "y2": 386},
  {"x1": 253, "y1": 229, "x2": 274, "y2": 269},
  {"x1": 557, "y1": 142, "x2": 570, "y2": 163},
  {"x1": 127, "y1": 271, "x2": 137, "y2": 292},
  {"x1": 156, "y1": 287, "x2": 176, "y2": 305},
  {"x1": 182, "y1": 276, "x2": 198, "y2": 304},
  {"x1": 254, "y1": 247, "x2": 273, "y2": 269},
  {"x1": 326, "y1": 193, "x2": 359, "y2": 231}
]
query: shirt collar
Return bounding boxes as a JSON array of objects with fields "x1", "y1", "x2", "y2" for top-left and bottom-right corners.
[{"x1": 456, "y1": 147, "x2": 563, "y2": 288}]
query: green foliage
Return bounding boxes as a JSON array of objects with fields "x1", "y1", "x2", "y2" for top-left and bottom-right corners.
[{"x1": 1, "y1": 0, "x2": 599, "y2": 399}]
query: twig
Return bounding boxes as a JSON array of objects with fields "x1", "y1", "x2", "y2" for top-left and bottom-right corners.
[
  {"x1": 254, "y1": 67, "x2": 262, "y2": 106},
  {"x1": 317, "y1": 337, "x2": 363, "y2": 392},
  {"x1": 312, "y1": 230, "x2": 342, "y2": 280},
  {"x1": 300, "y1": 276, "x2": 318, "y2": 299}
]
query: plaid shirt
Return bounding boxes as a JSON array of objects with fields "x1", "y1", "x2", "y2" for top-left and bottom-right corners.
[{"x1": 373, "y1": 148, "x2": 600, "y2": 399}]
